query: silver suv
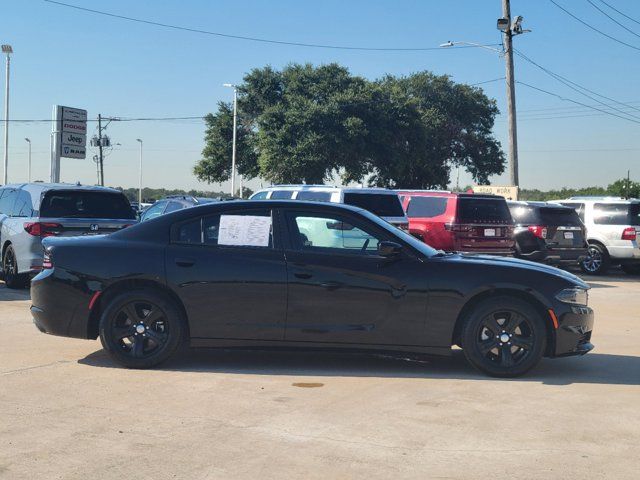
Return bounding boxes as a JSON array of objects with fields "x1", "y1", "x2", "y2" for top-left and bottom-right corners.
[
  {"x1": 0, "y1": 183, "x2": 136, "y2": 289},
  {"x1": 551, "y1": 197, "x2": 640, "y2": 275},
  {"x1": 249, "y1": 185, "x2": 408, "y2": 229}
]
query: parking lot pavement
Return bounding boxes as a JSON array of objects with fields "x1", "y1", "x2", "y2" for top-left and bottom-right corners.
[{"x1": 1, "y1": 275, "x2": 639, "y2": 480}]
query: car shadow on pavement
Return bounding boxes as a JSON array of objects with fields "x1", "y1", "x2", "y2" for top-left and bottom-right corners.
[
  {"x1": 0, "y1": 284, "x2": 31, "y2": 301},
  {"x1": 79, "y1": 348, "x2": 640, "y2": 386}
]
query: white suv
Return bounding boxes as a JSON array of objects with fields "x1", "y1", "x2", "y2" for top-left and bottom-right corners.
[
  {"x1": 249, "y1": 185, "x2": 408, "y2": 229},
  {"x1": 551, "y1": 197, "x2": 640, "y2": 275}
]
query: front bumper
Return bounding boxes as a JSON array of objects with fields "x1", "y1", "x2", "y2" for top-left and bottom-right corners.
[{"x1": 553, "y1": 304, "x2": 595, "y2": 357}]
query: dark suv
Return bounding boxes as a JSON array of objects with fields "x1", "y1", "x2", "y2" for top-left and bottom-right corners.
[
  {"x1": 398, "y1": 191, "x2": 515, "y2": 255},
  {"x1": 140, "y1": 196, "x2": 220, "y2": 222},
  {"x1": 508, "y1": 201, "x2": 588, "y2": 266}
]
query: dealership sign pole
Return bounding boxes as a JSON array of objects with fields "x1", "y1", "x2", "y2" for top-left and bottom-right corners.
[{"x1": 50, "y1": 105, "x2": 87, "y2": 182}]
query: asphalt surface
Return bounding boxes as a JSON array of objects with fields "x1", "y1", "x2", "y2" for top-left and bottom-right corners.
[{"x1": 1, "y1": 272, "x2": 639, "y2": 479}]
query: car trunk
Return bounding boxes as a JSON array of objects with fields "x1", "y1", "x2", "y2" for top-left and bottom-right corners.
[{"x1": 540, "y1": 208, "x2": 586, "y2": 249}]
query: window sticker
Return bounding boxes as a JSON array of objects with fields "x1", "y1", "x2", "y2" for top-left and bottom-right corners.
[{"x1": 218, "y1": 215, "x2": 271, "y2": 247}]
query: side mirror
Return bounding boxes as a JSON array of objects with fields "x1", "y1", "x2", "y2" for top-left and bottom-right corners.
[{"x1": 378, "y1": 241, "x2": 402, "y2": 257}]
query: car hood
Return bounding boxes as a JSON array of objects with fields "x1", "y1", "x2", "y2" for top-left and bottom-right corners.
[{"x1": 446, "y1": 253, "x2": 590, "y2": 289}]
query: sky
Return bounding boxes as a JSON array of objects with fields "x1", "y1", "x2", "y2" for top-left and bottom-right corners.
[{"x1": 1, "y1": 0, "x2": 639, "y2": 193}]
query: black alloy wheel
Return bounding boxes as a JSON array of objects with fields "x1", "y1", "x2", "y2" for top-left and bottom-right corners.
[
  {"x1": 99, "y1": 289, "x2": 185, "y2": 368},
  {"x1": 2, "y1": 246, "x2": 26, "y2": 289},
  {"x1": 581, "y1": 243, "x2": 610, "y2": 275},
  {"x1": 461, "y1": 297, "x2": 547, "y2": 377}
]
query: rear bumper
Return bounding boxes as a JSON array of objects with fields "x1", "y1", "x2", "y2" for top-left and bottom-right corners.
[
  {"x1": 607, "y1": 244, "x2": 640, "y2": 261},
  {"x1": 30, "y1": 268, "x2": 94, "y2": 339},
  {"x1": 458, "y1": 249, "x2": 515, "y2": 257},
  {"x1": 553, "y1": 305, "x2": 595, "y2": 357},
  {"x1": 518, "y1": 247, "x2": 587, "y2": 265}
]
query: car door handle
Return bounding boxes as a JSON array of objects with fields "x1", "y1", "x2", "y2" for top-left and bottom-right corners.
[
  {"x1": 294, "y1": 272, "x2": 313, "y2": 279},
  {"x1": 175, "y1": 258, "x2": 195, "y2": 267},
  {"x1": 320, "y1": 281, "x2": 343, "y2": 290}
]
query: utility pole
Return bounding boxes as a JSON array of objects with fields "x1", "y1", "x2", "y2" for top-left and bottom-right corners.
[
  {"x1": 136, "y1": 139, "x2": 143, "y2": 206},
  {"x1": 2, "y1": 45, "x2": 12, "y2": 185},
  {"x1": 98, "y1": 114, "x2": 104, "y2": 186},
  {"x1": 24, "y1": 138, "x2": 31, "y2": 182},
  {"x1": 502, "y1": 0, "x2": 519, "y2": 187},
  {"x1": 223, "y1": 83, "x2": 238, "y2": 197}
]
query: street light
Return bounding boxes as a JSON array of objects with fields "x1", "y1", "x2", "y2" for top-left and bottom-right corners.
[
  {"x1": 24, "y1": 138, "x2": 31, "y2": 182},
  {"x1": 2, "y1": 44, "x2": 12, "y2": 185},
  {"x1": 440, "y1": 8, "x2": 528, "y2": 188},
  {"x1": 223, "y1": 83, "x2": 239, "y2": 198},
  {"x1": 136, "y1": 139, "x2": 143, "y2": 206}
]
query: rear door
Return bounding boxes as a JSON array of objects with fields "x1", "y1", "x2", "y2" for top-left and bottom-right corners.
[
  {"x1": 454, "y1": 197, "x2": 514, "y2": 252},
  {"x1": 593, "y1": 203, "x2": 640, "y2": 249},
  {"x1": 39, "y1": 189, "x2": 136, "y2": 235},
  {"x1": 165, "y1": 207, "x2": 287, "y2": 341}
]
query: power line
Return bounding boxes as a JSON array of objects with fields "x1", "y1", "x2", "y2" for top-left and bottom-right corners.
[
  {"x1": 516, "y1": 80, "x2": 640, "y2": 125},
  {"x1": 43, "y1": 0, "x2": 498, "y2": 52},
  {"x1": 549, "y1": 0, "x2": 640, "y2": 51},
  {"x1": 514, "y1": 48, "x2": 640, "y2": 120},
  {"x1": 597, "y1": 0, "x2": 640, "y2": 27},
  {"x1": 587, "y1": 0, "x2": 640, "y2": 39},
  {"x1": 469, "y1": 77, "x2": 505, "y2": 86}
]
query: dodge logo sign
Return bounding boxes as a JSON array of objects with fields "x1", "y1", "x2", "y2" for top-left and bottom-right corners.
[{"x1": 90, "y1": 224, "x2": 99, "y2": 232}]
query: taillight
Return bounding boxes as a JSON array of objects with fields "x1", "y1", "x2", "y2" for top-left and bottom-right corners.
[
  {"x1": 24, "y1": 222, "x2": 62, "y2": 237},
  {"x1": 528, "y1": 225, "x2": 548, "y2": 239},
  {"x1": 622, "y1": 227, "x2": 637, "y2": 241},
  {"x1": 42, "y1": 250, "x2": 53, "y2": 269}
]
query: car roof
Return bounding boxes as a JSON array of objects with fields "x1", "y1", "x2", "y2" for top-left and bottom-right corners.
[
  {"x1": 3, "y1": 182, "x2": 123, "y2": 193},
  {"x1": 550, "y1": 197, "x2": 640, "y2": 204},
  {"x1": 256, "y1": 185, "x2": 398, "y2": 195},
  {"x1": 508, "y1": 200, "x2": 574, "y2": 209}
]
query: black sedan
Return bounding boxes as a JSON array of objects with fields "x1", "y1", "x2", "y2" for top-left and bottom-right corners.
[{"x1": 30, "y1": 201, "x2": 595, "y2": 377}]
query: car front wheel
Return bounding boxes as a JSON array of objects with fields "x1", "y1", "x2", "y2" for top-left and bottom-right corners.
[
  {"x1": 99, "y1": 289, "x2": 185, "y2": 369},
  {"x1": 460, "y1": 296, "x2": 547, "y2": 377}
]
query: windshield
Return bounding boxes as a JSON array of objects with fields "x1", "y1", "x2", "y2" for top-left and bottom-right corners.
[
  {"x1": 356, "y1": 207, "x2": 438, "y2": 257},
  {"x1": 343, "y1": 193, "x2": 405, "y2": 217},
  {"x1": 40, "y1": 190, "x2": 136, "y2": 219}
]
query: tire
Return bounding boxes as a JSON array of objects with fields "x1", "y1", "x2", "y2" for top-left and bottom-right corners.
[
  {"x1": 580, "y1": 243, "x2": 610, "y2": 275},
  {"x1": 99, "y1": 289, "x2": 185, "y2": 369},
  {"x1": 2, "y1": 245, "x2": 27, "y2": 289},
  {"x1": 621, "y1": 264, "x2": 640, "y2": 275},
  {"x1": 460, "y1": 296, "x2": 547, "y2": 378}
]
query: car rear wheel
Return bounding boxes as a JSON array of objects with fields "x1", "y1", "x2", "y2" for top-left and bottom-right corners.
[
  {"x1": 581, "y1": 243, "x2": 610, "y2": 275},
  {"x1": 460, "y1": 297, "x2": 547, "y2": 377},
  {"x1": 2, "y1": 246, "x2": 27, "y2": 289},
  {"x1": 99, "y1": 289, "x2": 185, "y2": 369}
]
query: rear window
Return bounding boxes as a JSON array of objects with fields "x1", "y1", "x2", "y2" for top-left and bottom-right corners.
[
  {"x1": 343, "y1": 193, "x2": 405, "y2": 217},
  {"x1": 40, "y1": 190, "x2": 136, "y2": 219},
  {"x1": 539, "y1": 207, "x2": 582, "y2": 226},
  {"x1": 406, "y1": 196, "x2": 448, "y2": 218},
  {"x1": 594, "y1": 203, "x2": 640, "y2": 226},
  {"x1": 457, "y1": 197, "x2": 512, "y2": 224},
  {"x1": 296, "y1": 191, "x2": 332, "y2": 202}
]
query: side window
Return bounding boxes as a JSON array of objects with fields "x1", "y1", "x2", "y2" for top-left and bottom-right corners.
[
  {"x1": 560, "y1": 203, "x2": 584, "y2": 222},
  {"x1": 173, "y1": 210, "x2": 273, "y2": 248},
  {"x1": 406, "y1": 196, "x2": 448, "y2": 218},
  {"x1": 0, "y1": 189, "x2": 17, "y2": 216},
  {"x1": 251, "y1": 191, "x2": 269, "y2": 200},
  {"x1": 140, "y1": 201, "x2": 167, "y2": 222},
  {"x1": 164, "y1": 201, "x2": 184, "y2": 214},
  {"x1": 270, "y1": 190, "x2": 293, "y2": 200},
  {"x1": 12, "y1": 190, "x2": 33, "y2": 217},
  {"x1": 288, "y1": 212, "x2": 383, "y2": 255},
  {"x1": 594, "y1": 203, "x2": 629, "y2": 225},
  {"x1": 296, "y1": 191, "x2": 332, "y2": 202}
]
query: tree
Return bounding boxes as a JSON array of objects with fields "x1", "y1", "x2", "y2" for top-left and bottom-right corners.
[
  {"x1": 608, "y1": 178, "x2": 640, "y2": 199},
  {"x1": 194, "y1": 64, "x2": 505, "y2": 188}
]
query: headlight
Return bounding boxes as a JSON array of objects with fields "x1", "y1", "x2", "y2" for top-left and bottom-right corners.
[{"x1": 555, "y1": 287, "x2": 588, "y2": 306}]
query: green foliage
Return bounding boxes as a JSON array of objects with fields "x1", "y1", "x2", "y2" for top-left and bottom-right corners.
[
  {"x1": 519, "y1": 178, "x2": 639, "y2": 201},
  {"x1": 194, "y1": 63, "x2": 505, "y2": 188},
  {"x1": 113, "y1": 187, "x2": 232, "y2": 203}
]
